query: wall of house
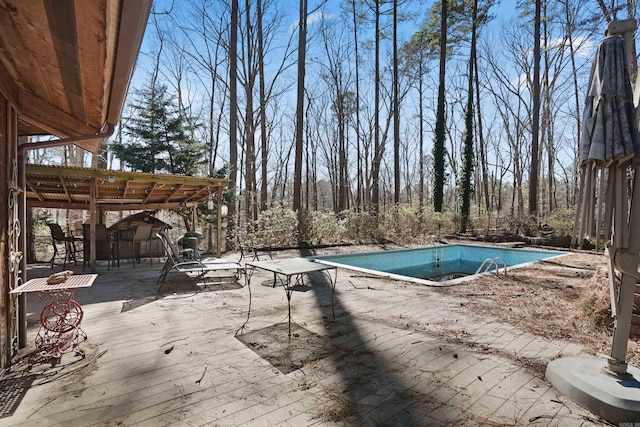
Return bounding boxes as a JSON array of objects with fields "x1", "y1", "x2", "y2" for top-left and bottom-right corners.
[{"x1": 0, "y1": 92, "x2": 20, "y2": 369}]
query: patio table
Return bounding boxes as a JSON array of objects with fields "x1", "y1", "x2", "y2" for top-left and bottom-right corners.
[
  {"x1": 238, "y1": 258, "x2": 337, "y2": 336},
  {"x1": 11, "y1": 274, "x2": 97, "y2": 362}
]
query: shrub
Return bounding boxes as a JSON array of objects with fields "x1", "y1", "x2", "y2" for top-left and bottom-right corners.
[
  {"x1": 341, "y1": 210, "x2": 380, "y2": 242},
  {"x1": 546, "y1": 208, "x2": 576, "y2": 236},
  {"x1": 254, "y1": 207, "x2": 298, "y2": 245},
  {"x1": 578, "y1": 267, "x2": 613, "y2": 329},
  {"x1": 307, "y1": 211, "x2": 347, "y2": 244}
]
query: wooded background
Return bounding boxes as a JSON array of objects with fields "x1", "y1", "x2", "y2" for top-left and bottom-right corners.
[{"x1": 29, "y1": 0, "x2": 640, "y2": 246}]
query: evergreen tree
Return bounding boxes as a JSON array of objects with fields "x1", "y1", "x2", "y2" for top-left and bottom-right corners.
[
  {"x1": 459, "y1": 89, "x2": 475, "y2": 231},
  {"x1": 424, "y1": 0, "x2": 495, "y2": 214},
  {"x1": 459, "y1": 0, "x2": 479, "y2": 233},
  {"x1": 433, "y1": 0, "x2": 447, "y2": 213},
  {"x1": 113, "y1": 83, "x2": 206, "y2": 175}
]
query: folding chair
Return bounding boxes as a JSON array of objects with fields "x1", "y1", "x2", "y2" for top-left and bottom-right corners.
[{"x1": 155, "y1": 231, "x2": 243, "y2": 291}]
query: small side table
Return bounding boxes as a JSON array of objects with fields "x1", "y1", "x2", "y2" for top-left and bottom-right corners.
[
  {"x1": 238, "y1": 258, "x2": 337, "y2": 336},
  {"x1": 11, "y1": 274, "x2": 97, "y2": 363}
]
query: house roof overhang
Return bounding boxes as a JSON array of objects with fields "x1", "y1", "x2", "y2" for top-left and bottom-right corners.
[
  {"x1": 0, "y1": 0, "x2": 151, "y2": 152},
  {"x1": 26, "y1": 165, "x2": 230, "y2": 212}
]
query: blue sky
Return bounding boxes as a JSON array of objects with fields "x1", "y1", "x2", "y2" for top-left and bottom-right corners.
[{"x1": 122, "y1": 0, "x2": 600, "y2": 184}]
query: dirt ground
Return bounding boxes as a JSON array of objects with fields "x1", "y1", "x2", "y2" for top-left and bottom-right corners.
[{"x1": 438, "y1": 248, "x2": 640, "y2": 363}]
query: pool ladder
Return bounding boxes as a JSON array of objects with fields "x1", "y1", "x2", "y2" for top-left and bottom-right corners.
[{"x1": 475, "y1": 257, "x2": 508, "y2": 276}]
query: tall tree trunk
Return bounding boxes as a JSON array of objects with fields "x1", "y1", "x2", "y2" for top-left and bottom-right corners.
[
  {"x1": 542, "y1": 0, "x2": 554, "y2": 214},
  {"x1": 305, "y1": 97, "x2": 313, "y2": 211},
  {"x1": 244, "y1": 1, "x2": 256, "y2": 227},
  {"x1": 257, "y1": 0, "x2": 269, "y2": 212},
  {"x1": 352, "y1": 0, "x2": 362, "y2": 211},
  {"x1": 418, "y1": 60, "x2": 425, "y2": 215},
  {"x1": 529, "y1": 0, "x2": 541, "y2": 220},
  {"x1": 460, "y1": 0, "x2": 478, "y2": 233},
  {"x1": 393, "y1": 0, "x2": 400, "y2": 205},
  {"x1": 338, "y1": 93, "x2": 347, "y2": 212},
  {"x1": 293, "y1": 0, "x2": 307, "y2": 243},
  {"x1": 227, "y1": 0, "x2": 238, "y2": 251},
  {"x1": 564, "y1": 0, "x2": 581, "y2": 207},
  {"x1": 474, "y1": 43, "x2": 489, "y2": 218},
  {"x1": 371, "y1": 0, "x2": 381, "y2": 216},
  {"x1": 433, "y1": 0, "x2": 448, "y2": 212}
]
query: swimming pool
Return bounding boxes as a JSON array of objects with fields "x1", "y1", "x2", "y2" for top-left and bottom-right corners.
[{"x1": 313, "y1": 244, "x2": 566, "y2": 286}]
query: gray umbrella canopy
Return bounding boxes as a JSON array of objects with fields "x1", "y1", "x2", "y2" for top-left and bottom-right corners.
[
  {"x1": 573, "y1": 34, "x2": 640, "y2": 249},
  {"x1": 580, "y1": 35, "x2": 640, "y2": 166}
]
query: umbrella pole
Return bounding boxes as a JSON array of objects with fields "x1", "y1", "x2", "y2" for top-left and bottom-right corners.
[
  {"x1": 603, "y1": 166, "x2": 615, "y2": 243},
  {"x1": 596, "y1": 167, "x2": 606, "y2": 250},
  {"x1": 572, "y1": 165, "x2": 586, "y2": 248},
  {"x1": 605, "y1": 167, "x2": 618, "y2": 317},
  {"x1": 587, "y1": 163, "x2": 598, "y2": 238},
  {"x1": 577, "y1": 166, "x2": 590, "y2": 247},
  {"x1": 578, "y1": 164, "x2": 595, "y2": 247},
  {"x1": 608, "y1": 165, "x2": 640, "y2": 375}
]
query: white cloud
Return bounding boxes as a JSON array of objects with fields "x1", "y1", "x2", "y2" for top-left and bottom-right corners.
[
  {"x1": 547, "y1": 34, "x2": 594, "y2": 58},
  {"x1": 289, "y1": 10, "x2": 332, "y2": 33},
  {"x1": 307, "y1": 10, "x2": 329, "y2": 26}
]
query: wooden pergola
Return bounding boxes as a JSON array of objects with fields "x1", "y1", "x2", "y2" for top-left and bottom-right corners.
[
  {"x1": 25, "y1": 164, "x2": 229, "y2": 271},
  {"x1": 0, "y1": 0, "x2": 152, "y2": 366}
]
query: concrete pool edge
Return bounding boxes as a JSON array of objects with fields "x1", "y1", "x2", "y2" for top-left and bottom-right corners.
[{"x1": 311, "y1": 245, "x2": 569, "y2": 287}]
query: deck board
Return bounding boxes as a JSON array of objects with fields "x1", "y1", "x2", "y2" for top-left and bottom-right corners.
[{"x1": 1, "y1": 254, "x2": 599, "y2": 426}]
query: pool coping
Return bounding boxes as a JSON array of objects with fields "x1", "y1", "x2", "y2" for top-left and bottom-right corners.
[{"x1": 311, "y1": 244, "x2": 569, "y2": 287}]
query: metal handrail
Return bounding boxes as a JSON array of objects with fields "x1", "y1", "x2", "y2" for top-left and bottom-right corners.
[{"x1": 475, "y1": 257, "x2": 508, "y2": 276}]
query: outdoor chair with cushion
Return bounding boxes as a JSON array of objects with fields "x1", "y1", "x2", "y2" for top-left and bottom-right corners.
[
  {"x1": 156, "y1": 231, "x2": 243, "y2": 292},
  {"x1": 82, "y1": 224, "x2": 114, "y2": 271},
  {"x1": 48, "y1": 223, "x2": 79, "y2": 269},
  {"x1": 120, "y1": 224, "x2": 154, "y2": 268}
]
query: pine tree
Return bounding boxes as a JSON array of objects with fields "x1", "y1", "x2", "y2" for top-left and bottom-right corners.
[
  {"x1": 433, "y1": 0, "x2": 447, "y2": 213},
  {"x1": 113, "y1": 83, "x2": 206, "y2": 175},
  {"x1": 459, "y1": 0, "x2": 479, "y2": 232}
]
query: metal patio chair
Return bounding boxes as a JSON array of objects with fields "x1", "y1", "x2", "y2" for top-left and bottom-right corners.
[
  {"x1": 48, "y1": 223, "x2": 78, "y2": 269},
  {"x1": 155, "y1": 231, "x2": 243, "y2": 292}
]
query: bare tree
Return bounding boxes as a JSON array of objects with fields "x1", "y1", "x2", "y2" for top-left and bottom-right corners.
[
  {"x1": 293, "y1": 0, "x2": 308, "y2": 242},
  {"x1": 257, "y1": 0, "x2": 268, "y2": 212},
  {"x1": 401, "y1": 29, "x2": 436, "y2": 216},
  {"x1": 316, "y1": 19, "x2": 354, "y2": 213},
  {"x1": 350, "y1": 0, "x2": 363, "y2": 211},
  {"x1": 529, "y1": 0, "x2": 541, "y2": 219},
  {"x1": 228, "y1": 0, "x2": 239, "y2": 250},
  {"x1": 393, "y1": 0, "x2": 400, "y2": 205}
]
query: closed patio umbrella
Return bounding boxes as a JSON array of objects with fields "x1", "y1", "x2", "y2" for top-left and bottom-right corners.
[
  {"x1": 549, "y1": 20, "x2": 640, "y2": 424},
  {"x1": 573, "y1": 32, "x2": 640, "y2": 250},
  {"x1": 575, "y1": 28, "x2": 640, "y2": 375}
]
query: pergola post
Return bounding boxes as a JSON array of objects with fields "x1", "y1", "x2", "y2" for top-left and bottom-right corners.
[
  {"x1": 217, "y1": 188, "x2": 223, "y2": 258},
  {"x1": 90, "y1": 178, "x2": 97, "y2": 273}
]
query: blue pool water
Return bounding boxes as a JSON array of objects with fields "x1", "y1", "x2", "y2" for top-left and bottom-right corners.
[{"x1": 313, "y1": 244, "x2": 565, "y2": 286}]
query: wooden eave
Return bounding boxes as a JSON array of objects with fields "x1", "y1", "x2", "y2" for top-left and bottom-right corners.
[
  {"x1": 0, "y1": 0, "x2": 150, "y2": 147},
  {"x1": 26, "y1": 165, "x2": 229, "y2": 212}
]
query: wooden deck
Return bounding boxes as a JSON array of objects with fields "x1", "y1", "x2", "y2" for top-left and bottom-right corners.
[{"x1": 0, "y1": 253, "x2": 597, "y2": 426}]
